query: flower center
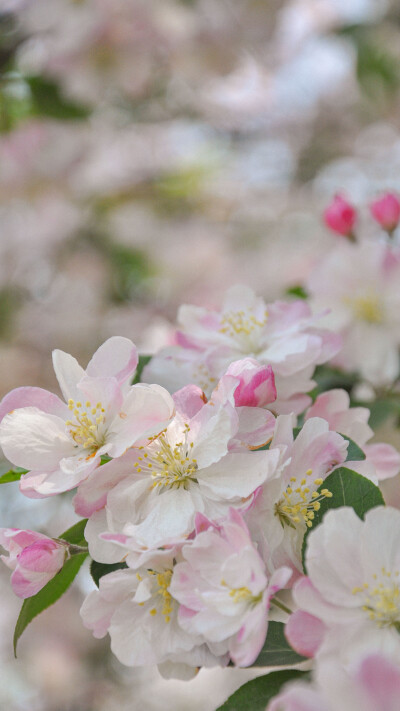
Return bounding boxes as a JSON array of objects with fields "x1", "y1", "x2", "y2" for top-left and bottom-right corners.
[
  {"x1": 348, "y1": 293, "x2": 383, "y2": 324},
  {"x1": 218, "y1": 308, "x2": 268, "y2": 351},
  {"x1": 192, "y1": 363, "x2": 217, "y2": 394},
  {"x1": 274, "y1": 470, "x2": 333, "y2": 529},
  {"x1": 221, "y1": 579, "x2": 262, "y2": 606},
  {"x1": 134, "y1": 425, "x2": 198, "y2": 491},
  {"x1": 352, "y1": 568, "x2": 400, "y2": 628},
  {"x1": 66, "y1": 399, "x2": 106, "y2": 452},
  {"x1": 147, "y1": 569, "x2": 174, "y2": 623}
]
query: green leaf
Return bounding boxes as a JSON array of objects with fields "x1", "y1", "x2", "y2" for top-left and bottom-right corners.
[
  {"x1": 312, "y1": 365, "x2": 358, "y2": 395},
  {"x1": 250, "y1": 622, "x2": 307, "y2": 667},
  {"x1": 341, "y1": 435, "x2": 366, "y2": 461},
  {"x1": 216, "y1": 670, "x2": 309, "y2": 711},
  {"x1": 285, "y1": 285, "x2": 308, "y2": 300},
  {"x1": 26, "y1": 75, "x2": 91, "y2": 120},
  {"x1": 90, "y1": 560, "x2": 128, "y2": 587},
  {"x1": 0, "y1": 467, "x2": 27, "y2": 484},
  {"x1": 108, "y1": 244, "x2": 152, "y2": 303},
  {"x1": 58, "y1": 519, "x2": 88, "y2": 547},
  {"x1": 100, "y1": 454, "x2": 112, "y2": 465},
  {"x1": 132, "y1": 354, "x2": 152, "y2": 385},
  {"x1": 13, "y1": 552, "x2": 87, "y2": 655},
  {"x1": 302, "y1": 467, "x2": 385, "y2": 572},
  {"x1": 354, "y1": 398, "x2": 400, "y2": 430},
  {"x1": 13, "y1": 520, "x2": 88, "y2": 655}
]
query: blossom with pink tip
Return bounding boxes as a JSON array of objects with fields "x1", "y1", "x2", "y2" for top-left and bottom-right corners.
[
  {"x1": 307, "y1": 240, "x2": 400, "y2": 385},
  {"x1": 305, "y1": 389, "x2": 400, "y2": 481},
  {"x1": 323, "y1": 194, "x2": 356, "y2": 237},
  {"x1": 81, "y1": 384, "x2": 280, "y2": 560},
  {"x1": 287, "y1": 507, "x2": 400, "y2": 666},
  {"x1": 0, "y1": 337, "x2": 175, "y2": 497},
  {"x1": 143, "y1": 285, "x2": 341, "y2": 415},
  {"x1": 370, "y1": 192, "x2": 400, "y2": 233},
  {"x1": 246, "y1": 415, "x2": 348, "y2": 578},
  {"x1": 0, "y1": 528, "x2": 67, "y2": 598},
  {"x1": 268, "y1": 653, "x2": 400, "y2": 711},
  {"x1": 170, "y1": 509, "x2": 291, "y2": 667},
  {"x1": 80, "y1": 545, "x2": 227, "y2": 676}
]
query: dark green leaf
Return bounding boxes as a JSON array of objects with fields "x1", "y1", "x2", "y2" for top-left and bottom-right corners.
[
  {"x1": 58, "y1": 519, "x2": 88, "y2": 547},
  {"x1": 251, "y1": 622, "x2": 307, "y2": 667},
  {"x1": 341, "y1": 435, "x2": 366, "y2": 461},
  {"x1": 90, "y1": 560, "x2": 128, "y2": 587},
  {"x1": 312, "y1": 365, "x2": 358, "y2": 395},
  {"x1": 26, "y1": 75, "x2": 91, "y2": 120},
  {"x1": 285, "y1": 285, "x2": 308, "y2": 300},
  {"x1": 13, "y1": 552, "x2": 87, "y2": 655},
  {"x1": 216, "y1": 670, "x2": 309, "y2": 711},
  {"x1": 0, "y1": 467, "x2": 27, "y2": 484},
  {"x1": 132, "y1": 354, "x2": 152, "y2": 385},
  {"x1": 302, "y1": 467, "x2": 385, "y2": 571},
  {"x1": 108, "y1": 245, "x2": 152, "y2": 303}
]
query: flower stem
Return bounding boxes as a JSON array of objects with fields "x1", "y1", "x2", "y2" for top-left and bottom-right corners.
[{"x1": 271, "y1": 597, "x2": 292, "y2": 615}]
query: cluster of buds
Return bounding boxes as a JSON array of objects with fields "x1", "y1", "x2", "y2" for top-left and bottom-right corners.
[{"x1": 323, "y1": 192, "x2": 400, "y2": 238}]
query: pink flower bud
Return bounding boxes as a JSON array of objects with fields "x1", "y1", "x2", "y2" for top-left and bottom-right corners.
[
  {"x1": 323, "y1": 194, "x2": 357, "y2": 237},
  {"x1": 225, "y1": 358, "x2": 277, "y2": 407},
  {"x1": 0, "y1": 528, "x2": 66, "y2": 598},
  {"x1": 370, "y1": 192, "x2": 400, "y2": 233}
]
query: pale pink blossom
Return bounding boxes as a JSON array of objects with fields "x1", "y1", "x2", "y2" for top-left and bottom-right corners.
[
  {"x1": 0, "y1": 528, "x2": 66, "y2": 598},
  {"x1": 247, "y1": 415, "x2": 348, "y2": 578},
  {"x1": 307, "y1": 241, "x2": 400, "y2": 385},
  {"x1": 287, "y1": 506, "x2": 400, "y2": 665},
  {"x1": 82, "y1": 385, "x2": 280, "y2": 558},
  {"x1": 305, "y1": 389, "x2": 400, "y2": 480},
  {"x1": 268, "y1": 653, "x2": 400, "y2": 711},
  {"x1": 170, "y1": 509, "x2": 291, "y2": 666},
  {"x1": 80, "y1": 546, "x2": 226, "y2": 673},
  {"x1": 0, "y1": 337, "x2": 174, "y2": 497},
  {"x1": 143, "y1": 285, "x2": 341, "y2": 415}
]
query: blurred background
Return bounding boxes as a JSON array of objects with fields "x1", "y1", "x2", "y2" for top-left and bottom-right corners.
[{"x1": 1, "y1": 0, "x2": 400, "y2": 708}]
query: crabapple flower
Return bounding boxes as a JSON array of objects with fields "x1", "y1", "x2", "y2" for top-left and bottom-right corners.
[
  {"x1": 0, "y1": 528, "x2": 67, "y2": 598},
  {"x1": 370, "y1": 193, "x2": 400, "y2": 233},
  {"x1": 288, "y1": 507, "x2": 400, "y2": 665},
  {"x1": 305, "y1": 389, "x2": 400, "y2": 481},
  {"x1": 170, "y1": 509, "x2": 292, "y2": 666},
  {"x1": 268, "y1": 653, "x2": 400, "y2": 711},
  {"x1": 83, "y1": 387, "x2": 280, "y2": 558},
  {"x1": 80, "y1": 546, "x2": 226, "y2": 674},
  {"x1": 307, "y1": 241, "x2": 400, "y2": 385},
  {"x1": 0, "y1": 337, "x2": 175, "y2": 497},
  {"x1": 143, "y1": 285, "x2": 341, "y2": 415},
  {"x1": 323, "y1": 194, "x2": 356, "y2": 237},
  {"x1": 222, "y1": 358, "x2": 277, "y2": 408},
  {"x1": 247, "y1": 415, "x2": 348, "y2": 577}
]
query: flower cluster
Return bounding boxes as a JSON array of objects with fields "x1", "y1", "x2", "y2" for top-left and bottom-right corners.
[
  {"x1": 1, "y1": 277, "x2": 400, "y2": 706},
  {"x1": 309, "y1": 192, "x2": 400, "y2": 386}
]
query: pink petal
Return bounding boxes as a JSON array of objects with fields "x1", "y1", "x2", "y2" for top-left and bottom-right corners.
[
  {"x1": 364, "y1": 443, "x2": 400, "y2": 481},
  {"x1": 285, "y1": 610, "x2": 326, "y2": 658},
  {"x1": 173, "y1": 385, "x2": 207, "y2": 419},
  {"x1": 0, "y1": 386, "x2": 69, "y2": 423},
  {"x1": 86, "y1": 337, "x2": 138, "y2": 385}
]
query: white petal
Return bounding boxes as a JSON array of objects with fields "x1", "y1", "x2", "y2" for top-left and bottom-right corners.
[
  {"x1": 0, "y1": 407, "x2": 73, "y2": 470},
  {"x1": 199, "y1": 449, "x2": 280, "y2": 500},
  {"x1": 52, "y1": 349, "x2": 85, "y2": 401}
]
